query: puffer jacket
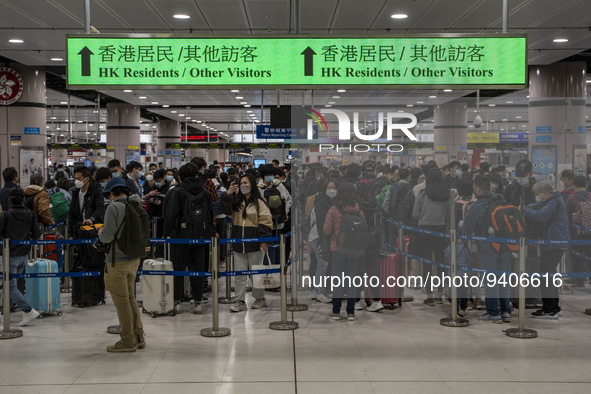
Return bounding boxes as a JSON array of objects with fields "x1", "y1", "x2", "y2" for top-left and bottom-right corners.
[
  {"x1": 220, "y1": 192, "x2": 273, "y2": 253},
  {"x1": 524, "y1": 191, "x2": 570, "y2": 251},
  {"x1": 0, "y1": 205, "x2": 41, "y2": 256},
  {"x1": 24, "y1": 185, "x2": 54, "y2": 227}
]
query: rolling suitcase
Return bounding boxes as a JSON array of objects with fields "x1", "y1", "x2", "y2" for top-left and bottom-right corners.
[
  {"x1": 71, "y1": 265, "x2": 105, "y2": 307},
  {"x1": 141, "y1": 245, "x2": 175, "y2": 318},
  {"x1": 25, "y1": 258, "x2": 62, "y2": 317}
]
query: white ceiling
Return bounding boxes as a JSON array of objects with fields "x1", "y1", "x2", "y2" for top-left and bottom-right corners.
[{"x1": 2, "y1": 0, "x2": 590, "y2": 136}]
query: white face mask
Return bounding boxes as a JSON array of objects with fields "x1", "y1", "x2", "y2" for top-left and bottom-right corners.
[
  {"x1": 535, "y1": 195, "x2": 542, "y2": 202},
  {"x1": 74, "y1": 179, "x2": 85, "y2": 189},
  {"x1": 326, "y1": 189, "x2": 337, "y2": 199},
  {"x1": 516, "y1": 177, "x2": 529, "y2": 186},
  {"x1": 240, "y1": 185, "x2": 251, "y2": 195}
]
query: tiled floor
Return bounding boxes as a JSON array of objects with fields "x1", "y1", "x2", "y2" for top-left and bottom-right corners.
[{"x1": 1, "y1": 284, "x2": 591, "y2": 393}]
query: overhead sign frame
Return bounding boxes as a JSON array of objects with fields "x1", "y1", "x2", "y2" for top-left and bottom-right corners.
[{"x1": 66, "y1": 34, "x2": 527, "y2": 90}]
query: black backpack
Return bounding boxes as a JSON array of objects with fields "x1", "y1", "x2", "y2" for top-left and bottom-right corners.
[
  {"x1": 264, "y1": 185, "x2": 286, "y2": 220},
  {"x1": 336, "y1": 206, "x2": 369, "y2": 256},
  {"x1": 177, "y1": 186, "x2": 214, "y2": 239}
]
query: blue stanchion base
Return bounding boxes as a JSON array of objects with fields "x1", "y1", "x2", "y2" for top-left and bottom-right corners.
[{"x1": 505, "y1": 328, "x2": 538, "y2": 339}]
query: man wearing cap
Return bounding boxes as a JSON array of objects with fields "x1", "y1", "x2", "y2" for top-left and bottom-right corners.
[
  {"x1": 0, "y1": 188, "x2": 42, "y2": 326},
  {"x1": 98, "y1": 177, "x2": 145, "y2": 353}
]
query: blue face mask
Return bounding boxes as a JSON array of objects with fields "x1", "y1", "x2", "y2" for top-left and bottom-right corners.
[
  {"x1": 516, "y1": 177, "x2": 529, "y2": 186},
  {"x1": 155, "y1": 182, "x2": 163, "y2": 188},
  {"x1": 137, "y1": 171, "x2": 144, "y2": 179},
  {"x1": 100, "y1": 182, "x2": 108, "y2": 188},
  {"x1": 264, "y1": 176, "x2": 274, "y2": 183},
  {"x1": 455, "y1": 169, "x2": 462, "y2": 177},
  {"x1": 166, "y1": 175, "x2": 174, "y2": 182},
  {"x1": 112, "y1": 171, "x2": 121, "y2": 178}
]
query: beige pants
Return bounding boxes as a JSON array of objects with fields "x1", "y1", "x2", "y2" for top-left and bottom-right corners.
[{"x1": 104, "y1": 259, "x2": 144, "y2": 347}]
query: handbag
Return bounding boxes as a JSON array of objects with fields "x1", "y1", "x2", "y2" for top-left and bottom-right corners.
[{"x1": 251, "y1": 251, "x2": 281, "y2": 289}]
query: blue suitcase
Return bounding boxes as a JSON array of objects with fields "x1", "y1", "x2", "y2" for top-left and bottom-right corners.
[{"x1": 25, "y1": 259, "x2": 62, "y2": 317}]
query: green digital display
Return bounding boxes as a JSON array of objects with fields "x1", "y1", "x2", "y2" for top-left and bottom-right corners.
[{"x1": 67, "y1": 35, "x2": 527, "y2": 89}]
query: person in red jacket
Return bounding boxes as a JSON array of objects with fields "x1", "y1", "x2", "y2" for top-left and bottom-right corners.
[{"x1": 323, "y1": 182, "x2": 365, "y2": 321}]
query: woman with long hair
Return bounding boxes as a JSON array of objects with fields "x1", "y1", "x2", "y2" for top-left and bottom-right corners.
[
  {"x1": 221, "y1": 173, "x2": 274, "y2": 313},
  {"x1": 412, "y1": 167, "x2": 451, "y2": 306},
  {"x1": 323, "y1": 182, "x2": 365, "y2": 321}
]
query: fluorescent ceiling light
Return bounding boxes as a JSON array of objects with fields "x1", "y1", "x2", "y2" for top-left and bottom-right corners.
[
  {"x1": 173, "y1": 14, "x2": 191, "y2": 19},
  {"x1": 391, "y1": 14, "x2": 408, "y2": 19},
  {"x1": 151, "y1": 101, "x2": 159, "y2": 105},
  {"x1": 50, "y1": 57, "x2": 63, "y2": 61},
  {"x1": 231, "y1": 89, "x2": 240, "y2": 93},
  {"x1": 235, "y1": 96, "x2": 243, "y2": 99},
  {"x1": 60, "y1": 101, "x2": 68, "y2": 104},
  {"x1": 443, "y1": 89, "x2": 452, "y2": 92},
  {"x1": 162, "y1": 104, "x2": 170, "y2": 108},
  {"x1": 553, "y1": 38, "x2": 568, "y2": 43},
  {"x1": 138, "y1": 96, "x2": 147, "y2": 99},
  {"x1": 337, "y1": 89, "x2": 346, "y2": 93},
  {"x1": 9, "y1": 39, "x2": 23, "y2": 43},
  {"x1": 123, "y1": 89, "x2": 133, "y2": 93}
]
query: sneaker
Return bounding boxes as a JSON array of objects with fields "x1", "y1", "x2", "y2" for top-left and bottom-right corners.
[
  {"x1": 252, "y1": 299, "x2": 267, "y2": 309},
  {"x1": 174, "y1": 303, "x2": 183, "y2": 314},
  {"x1": 192, "y1": 304, "x2": 203, "y2": 314},
  {"x1": 556, "y1": 310, "x2": 563, "y2": 317},
  {"x1": 347, "y1": 314, "x2": 355, "y2": 321},
  {"x1": 230, "y1": 301, "x2": 247, "y2": 313},
  {"x1": 531, "y1": 310, "x2": 559, "y2": 319},
  {"x1": 466, "y1": 300, "x2": 474, "y2": 311},
  {"x1": 18, "y1": 309, "x2": 40, "y2": 327},
  {"x1": 478, "y1": 312, "x2": 502, "y2": 324},
  {"x1": 136, "y1": 333, "x2": 146, "y2": 349},
  {"x1": 502, "y1": 312, "x2": 511, "y2": 323},
  {"x1": 367, "y1": 300, "x2": 385, "y2": 312},
  {"x1": 457, "y1": 309, "x2": 466, "y2": 318},
  {"x1": 200, "y1": 297, "x2": 209, "y2": 304},
  {"x1": 474, "y1": 299, "x2": 485, "y2": 310},
  {"x1": 354, "y1": 300, "x2": 365, "y2": 310},
  {"x1": 423, "y1": 298, "x2": 436, "y2": 306},
  {"x1": 107, "y1": 341, "x2": 136, "y2": 353},
  {"x1": 329, "y1": 313, "x2": 341, "y2": 321},
  {"x1": 316, "y1": 293, "x2": 332, "y2": 303}
]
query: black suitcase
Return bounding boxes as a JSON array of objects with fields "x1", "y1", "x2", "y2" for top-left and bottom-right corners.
[{"x1": 71, "y1": 266, "x2": 106, "y2": 307}]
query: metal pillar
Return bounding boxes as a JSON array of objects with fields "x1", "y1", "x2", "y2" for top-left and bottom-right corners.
[
  {"x1": 201, "y1": 237, "x2": 231, "y2": 337},
  {"x1": 399, "y1": 226, "x2": 414, "y2": 302},
  {"x1": 441, "y1": 198, "x2": 469, "y2": 327},
  {"x1": 287, "y1": 205, "x2": 308, "y2": 312},
  {"x1": 1, "y1": 239, "x2": 24, "y2": 339},
  {"x1": 270, "y1": 235, "x2": 299, "y2": 330},
  {"x1": 506, "y1": 237, "x2": 538, "y2": 339},
  {"x1": 219, "y1": 220, "x2": 236, "y2": 304}
]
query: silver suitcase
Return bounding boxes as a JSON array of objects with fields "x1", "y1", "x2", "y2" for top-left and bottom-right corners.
[{"x1": 141, "y1": 245, "x2": 175, "y2": 318}]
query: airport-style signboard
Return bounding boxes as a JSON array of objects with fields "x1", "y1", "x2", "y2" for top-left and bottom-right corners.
[{"x1": 67, "y1": 35, "x2": 527, "y2": 89}]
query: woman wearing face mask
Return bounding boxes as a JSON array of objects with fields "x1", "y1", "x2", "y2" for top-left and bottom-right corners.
[
  {"x1": 308, "y1": 178, "x2": 337, "y2": 303},
  {"x1": 221, "y1": 173, "x2": 273, "y2": 313},
  {"x1": 523, "y1": 181, "x2": 570, "y2": 319}
]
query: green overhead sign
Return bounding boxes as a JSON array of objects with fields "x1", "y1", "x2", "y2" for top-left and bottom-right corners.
[{"x1": 67, "y1": 35, "x2": 527, "y2": 89}]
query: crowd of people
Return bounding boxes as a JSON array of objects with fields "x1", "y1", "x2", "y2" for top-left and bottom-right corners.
[{"x1": 0, "y1": 154, "x2": 589, "y2": 351}]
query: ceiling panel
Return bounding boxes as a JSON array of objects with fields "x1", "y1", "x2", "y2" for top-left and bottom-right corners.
[
  {"x1": 197, "y1": 0, "x2": 249, "y2": 31},
  {"x1": 99, "y1": 0, "x2": 168, "y2": 30},
  {"x1": 51, "y1": 0, "x2": 129, "y2": 30},
  {"x1": 246, "y1": 0, "x2": 291, "y2": 31},
  {"x1": 450, "y1": 0, "x2": 505, "y2": 29},
  {"x1": 3, "y1": 0, "x2": 82, "y2": 29},
  {"x1": 149, "y1": 0, "x2": 209, "y2": 30},
  {"x1": 331, "y1": 0, "x2": 386, "y2": 30},
  {"x1": 300, "y1": 0, "x2": 337, "y2": 31},
  {"x1": 0, "y1": 1, "x2": 46, "y2": 28},
  {"x1": 411, "y1": 0, "x2": 480, "y2": 29},
  {"x1": 509, "y1": 0, "x2": 578, "y2": 28}
]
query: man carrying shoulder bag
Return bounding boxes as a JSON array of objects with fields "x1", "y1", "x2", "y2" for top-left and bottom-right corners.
[{"x1": 98, "y1": 177, "x2": 150, "y2": 353}]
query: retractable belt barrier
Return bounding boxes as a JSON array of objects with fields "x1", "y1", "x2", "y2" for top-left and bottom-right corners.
[
  {"x1": 3, "y1": 235, "x2": 288, "y2": 279},
  {"x1": 383, "y1": 219, "x2": 591, "y2": 278}
]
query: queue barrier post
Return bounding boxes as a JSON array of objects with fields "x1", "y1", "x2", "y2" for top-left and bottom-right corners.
[
  {"x1": 506, "y1": 236, "x2": 538, "y2": 339},
  {"x1": 440, "y1": 192, "x2": 469, "y2": 327},
  {"x1": 219, "y1": 220, "x2": 236, "y2": 305},
  {"x1": 0, "y1": 238, "x2": 24, "y2": 339},
  {"x1": 398, "y1": 225, "x2": 414, "y2": 303},
  {"x1": 287, "y1": 223, "x2": 308, "y2": 312},
  {"x1": 201, "y1": 237, "x2": 231, "y2": 337},
  {"x1": 270, "y1": 234, "x2": 298, "y2": 330},
  {"x1": 62, "y1": 220, "x2": 71, "y2": 293}
]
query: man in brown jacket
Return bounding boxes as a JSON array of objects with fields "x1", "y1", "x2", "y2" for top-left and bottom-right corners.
[{"x1": 24, "y1": 174, "x2": 54, "y2": 227}]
